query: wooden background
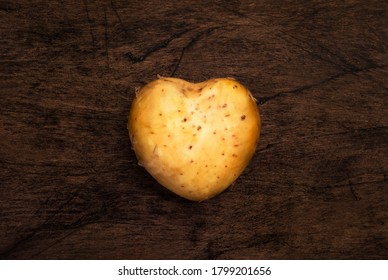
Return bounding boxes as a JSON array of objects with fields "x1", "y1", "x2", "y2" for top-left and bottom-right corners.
[{"x1": 1, "y1": 0, "x2": 387, "y2": 259}]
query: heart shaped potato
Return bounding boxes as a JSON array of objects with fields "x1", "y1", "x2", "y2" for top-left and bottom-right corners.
[{"x1": 128, "y1": 77, "x2": 260, "y2": 201}]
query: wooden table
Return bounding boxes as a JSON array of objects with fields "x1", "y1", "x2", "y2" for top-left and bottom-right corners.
[{"x1": 1, "y1": 0, "x2": 387, "y2": 259}]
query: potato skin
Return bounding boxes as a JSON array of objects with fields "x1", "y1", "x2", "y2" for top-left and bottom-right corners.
[{"x1": 128, "y1": 77, "x2": 260, "y2": 201}]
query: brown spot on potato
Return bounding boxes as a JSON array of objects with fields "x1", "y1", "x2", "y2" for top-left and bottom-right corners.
[
  {"x1": 183, "y1": 118, "x2": 187, "y2": 122},
  {"x1": 197, "y1": 126, "x2": 202, "y2": 131},
  {"x1": 225, "y1": 114, "x2": 230, "y2": 117},
  {"x1": 222, "y1": 103, "x2": 227, "y2": 108},
  {"x1": 189, "y1": 145, "x2": 193, "y2": 149},
  {"x1": 241, "y1": 115, "x2": 246, "y2": 120}
]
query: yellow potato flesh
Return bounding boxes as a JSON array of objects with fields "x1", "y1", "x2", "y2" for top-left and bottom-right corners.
[{"x1": 128, "y1": 77, "x2": 260, "y2": 201}]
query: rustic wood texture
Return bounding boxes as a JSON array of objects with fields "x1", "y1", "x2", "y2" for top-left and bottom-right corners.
[{"x1": 0, "y1": 0, "x2": 387, "y2": 259}]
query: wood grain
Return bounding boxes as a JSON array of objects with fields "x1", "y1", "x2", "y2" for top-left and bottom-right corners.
[{"x1": 0, "y1": 0, "x2": 387, "y2": 259}]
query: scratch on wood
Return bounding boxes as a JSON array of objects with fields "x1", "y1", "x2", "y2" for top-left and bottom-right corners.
[
  {"x1": 258, "y1": 64, "x2": 387, "y2": 105},
  {"x1": 110, "y1": 0, "x2": 130, "y2": 38},
  {"x1": 171, "y1": 26, "x2": 221, "y2": 77},
  {"x1": 349, "y1": 185, "x2": 360, "y2": 201},
  {"x1": 82, "y1": 0, "x2": 97, "y2": 57},
  {"x1": 30, "y1": 228, "x2": 80, "y2": 258},
  {"x1": 125, "y1": 29, "x2": 192, "y2": 64},
  {"x1": 0, "y1": 231, "x2": 37, "y2": 259},
  {"x1": 104, "y1": 5, "x2": 110, "y2": 71}
]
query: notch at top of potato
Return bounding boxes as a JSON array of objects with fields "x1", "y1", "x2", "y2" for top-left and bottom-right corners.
[{"x1": 128, "y1": 77, "x2": 261, "y2": 201}]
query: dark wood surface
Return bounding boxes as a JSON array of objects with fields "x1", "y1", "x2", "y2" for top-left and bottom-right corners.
[{"x1": 1, "y1": 0, "x2": 387, "y2": 259}]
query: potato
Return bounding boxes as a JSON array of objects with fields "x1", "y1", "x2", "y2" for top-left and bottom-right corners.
[{"x1": 128, "y1": 76, "x2": 260, "y2": 201}]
